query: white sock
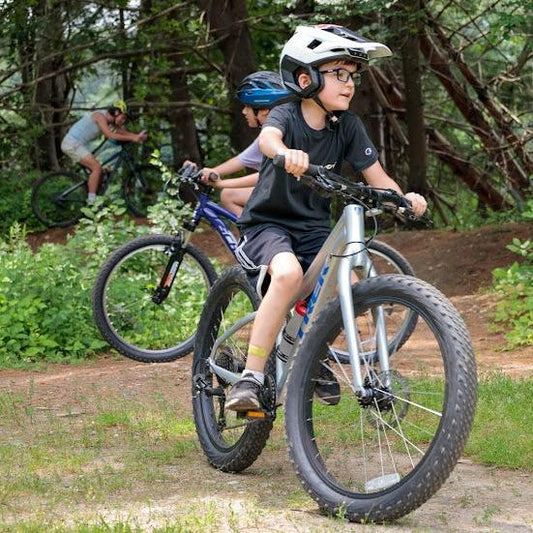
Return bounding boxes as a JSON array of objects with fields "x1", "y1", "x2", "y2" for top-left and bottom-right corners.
[
  {"x1": 87, "y1": 193, "x2": 96, "y2": 203},
  {"x1": 242, "y1": 370, "x2": 264, "y2": 385}
]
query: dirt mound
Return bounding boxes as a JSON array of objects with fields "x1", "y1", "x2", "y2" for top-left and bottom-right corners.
[{"x1": 26, "y1": 221, "x2": 530, "y2": 298}]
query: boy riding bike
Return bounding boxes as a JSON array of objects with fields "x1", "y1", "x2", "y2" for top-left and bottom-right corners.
[
  {"x1": 60, "y1": 100, "x2": 147, "y2": 203},
  {"x1": 226, "y1": 24, "x2": 427, "y2": 412},
  {"x1": 198, "y1": 71, "x2": 293, "y2": 216}
]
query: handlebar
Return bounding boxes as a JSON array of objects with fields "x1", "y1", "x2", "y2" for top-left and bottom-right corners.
[
  {"x1": 175, "y1": 163, "x2": 218, "y2": 188},
  {"x1": 272, "y1": 154, "x2": 427, "y2": 222}
]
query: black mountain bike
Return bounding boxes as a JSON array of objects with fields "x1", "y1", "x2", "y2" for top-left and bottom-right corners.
[{"x1": 31, "y1": 139, "x2": 162, "y2": 227}]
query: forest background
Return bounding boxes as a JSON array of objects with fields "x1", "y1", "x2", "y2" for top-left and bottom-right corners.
[
  {"x1": 0, "y1": 0, "x2": 531, "y2": 365},
  {"x1": 0, "y1": 0, "x2": 531, "y2": 233}
]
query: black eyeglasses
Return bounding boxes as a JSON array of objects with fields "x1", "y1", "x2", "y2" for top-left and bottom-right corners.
[{"x1": 318, "y1": 68, "x2": 361, "y2": 86}]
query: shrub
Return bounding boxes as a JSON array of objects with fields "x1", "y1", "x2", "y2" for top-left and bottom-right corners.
[
  {"x1": 491, "y1": 236, "x2": 533, "y2": 349},
  {"x1": 0, "y1": 200, "x2": 147, "y2": 368}
]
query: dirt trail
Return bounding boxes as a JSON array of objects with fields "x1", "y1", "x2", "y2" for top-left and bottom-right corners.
[
  {"x1": 3, "y1": 221, "x2": 532, "y2": 531},
  {"x1": 1, "y1": 356, "x2": 532, "y2": 532}
]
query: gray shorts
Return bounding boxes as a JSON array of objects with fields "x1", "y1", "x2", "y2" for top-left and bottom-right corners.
[
  {"x1": 235, "y1": 224, "x2": 329, "y2": 297},
  {"x1": 61, "y1": 136, "x2": 91, "y2": 163}
]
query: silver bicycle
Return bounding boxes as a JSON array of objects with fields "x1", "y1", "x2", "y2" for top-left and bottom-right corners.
[{"x1": 192, "y1": 158, "x2": 477, "y2": 523}]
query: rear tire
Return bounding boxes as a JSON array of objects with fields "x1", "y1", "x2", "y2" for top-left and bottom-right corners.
[
  {"x1": 192, "y1": 266, "x2": 275, "y2": 472},
  {"x1": 31, "y1": 171, "x2": 87, "y2": 227}
]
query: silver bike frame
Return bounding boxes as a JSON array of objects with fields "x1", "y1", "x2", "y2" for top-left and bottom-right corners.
[{"x1": 208, "y1": 202, "x2": 391, "y2": 398}]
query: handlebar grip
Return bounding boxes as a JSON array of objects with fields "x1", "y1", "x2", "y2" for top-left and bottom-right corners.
[{"x1": 272, "y1": 154, "x2": 323, "y2": 177}]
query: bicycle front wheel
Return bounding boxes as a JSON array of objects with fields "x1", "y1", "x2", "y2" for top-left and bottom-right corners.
[
  {"x1": 123, "y1": 164, "x2": 163, "y2": 217},
  {"x1": 192, "y1": 266, "x2": 276, "y2": 473},
  {"x1": 31, "y1": 171, "x2": 87, "y2": 227},
  {"x1": 285, "y1": 275, "x2": 477, "y2": 523},
  {"x1": 92, "y1": 234, "x2": 217, "y2": 362}
]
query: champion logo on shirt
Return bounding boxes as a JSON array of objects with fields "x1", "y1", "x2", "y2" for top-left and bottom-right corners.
[{"x1": 364, "y1": 147, "x2": 373, "y2": 156}]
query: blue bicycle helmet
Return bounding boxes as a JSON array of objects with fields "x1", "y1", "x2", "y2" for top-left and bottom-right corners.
[{"x1": 236, "y1": 71, "x2": 294, "y2": 108}]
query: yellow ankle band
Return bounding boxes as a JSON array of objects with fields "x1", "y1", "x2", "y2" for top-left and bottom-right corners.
[{"x1": 248, "y1": 344, "x2": 268, "y2": 358}]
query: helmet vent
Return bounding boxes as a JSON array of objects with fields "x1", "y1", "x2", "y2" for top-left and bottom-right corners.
[{"x1": 307, "y1": 39, "x2": 322, "y2": 50}]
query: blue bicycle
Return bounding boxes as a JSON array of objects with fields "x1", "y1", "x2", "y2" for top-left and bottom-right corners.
[{"x1": 92, "y1": 164, "x2": 416, "y2": 363}]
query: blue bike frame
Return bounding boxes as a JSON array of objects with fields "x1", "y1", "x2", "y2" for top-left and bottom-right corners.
[{"x1": 183, "y1": 189, "x2": 239, "y2": 253}]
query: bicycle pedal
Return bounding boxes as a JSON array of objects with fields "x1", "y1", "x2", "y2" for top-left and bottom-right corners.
[
  {"x1": 246, "y1": 409, "x2": 267, "y2": 418},
  {"x1": 236, "y1": 409, "x2": 268, "y2": 420}
]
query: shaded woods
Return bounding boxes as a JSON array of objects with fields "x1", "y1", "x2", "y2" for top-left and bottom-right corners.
[{"x1": 0, "y1": 0, "x2": 530, "y2": 227}]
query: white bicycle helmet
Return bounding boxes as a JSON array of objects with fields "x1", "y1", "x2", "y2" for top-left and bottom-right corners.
[{"x1": 280, "y1": 25, "x2": 392, "y2": 98}]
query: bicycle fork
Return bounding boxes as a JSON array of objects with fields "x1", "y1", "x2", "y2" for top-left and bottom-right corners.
[
  {"x1": 151, "y1": 236, "x2": 188, "y2": 304},
  {"x1": 336, "y1": 205, "x2": 391, "y2": 397}
]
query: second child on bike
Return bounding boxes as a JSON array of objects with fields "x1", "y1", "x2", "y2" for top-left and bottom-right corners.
[
  {"x1": 60, "y1": 100, "x2": 147, "y2": 203},
  {"x1": 225, "y1": 24, "x2": 427, "y2": 412},
  {"x1": 198, "y1": 71, "x2": 294, "y2": 216}
]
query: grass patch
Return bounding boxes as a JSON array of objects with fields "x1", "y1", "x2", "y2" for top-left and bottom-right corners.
[
  {"x1": 465, "y1": 373, "x2": 532, "y2": 469},
  {"x1": 0, "y1": 390, "x2": 199, "y2": 519},
  {"x1": 0, "y1": 372, "x2": 530, "y2": 530}
]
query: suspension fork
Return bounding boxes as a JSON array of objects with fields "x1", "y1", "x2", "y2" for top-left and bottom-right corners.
[
  {"x1": 151, "y1": 235, "x2": 189, "y2": 304},
  {"x1": 336, "y1": 205, "x2": 391, "y2": 396},
  {"x1": 151, "y1": 198, "x2": 203, "y2": 304}
]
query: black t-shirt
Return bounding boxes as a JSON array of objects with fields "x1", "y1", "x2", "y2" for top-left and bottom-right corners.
[{"x1": 238, "y1": 101, "x2": 379, "y2": 233}]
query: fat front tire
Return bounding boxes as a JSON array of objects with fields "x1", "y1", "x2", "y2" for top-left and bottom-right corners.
[
  {"x1": 92, "y1": 234, "x2": 217, "y2": 362},
  {"x1": 31, "y1": 171, "x2": 87, "y2": 227},
  {"x1": 192, "y1": 266, "x2": 275, "y2": 473},
  {"x1": 285, "y1": 274, "x2": 477, "y2": 523}
]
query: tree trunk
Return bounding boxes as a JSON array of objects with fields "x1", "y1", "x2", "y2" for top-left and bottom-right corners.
[
  {"x1": 168, "y1": 61, "x2": 203, "y2": 166},
  {"x1": 139, "y1": 0, "x2": 201, "y2": 166},
  {"x1": 196, "y1": 0, "x2": 257, "y2": 151},
  {"x1": 419, "y1": 30, "x2": 530, "y2": 194},
  {"x1": 32, "y1": 0, "x2": 70, "y2": 170},
  {"x1": 399, "y1": 1, "x2": 428, "y2": 195}
]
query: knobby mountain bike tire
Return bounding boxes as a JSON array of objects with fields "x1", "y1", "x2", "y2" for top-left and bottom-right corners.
[
  {"x1": 192, "y1": 266, "x2": 276, "y2": 473},
  {"x1": 123, "y1": 164, "x2": 163, "y2": 217},
  {"x1": 285, "y1": 274, "x2": 477, "y2": 523},
  {"x1": 330, "y1": 239, "x2": 418, "y2": 365},
  {"x1": 92, "y1": 234, "x2": 217, "y2": 362},
  {"x1": 31, "y1": 171, "x2": 87, "y2": 227}
]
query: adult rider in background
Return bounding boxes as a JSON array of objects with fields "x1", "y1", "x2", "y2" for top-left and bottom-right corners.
[{"x1": 61, "y1": 100, "x2": 147, "y2": 203}]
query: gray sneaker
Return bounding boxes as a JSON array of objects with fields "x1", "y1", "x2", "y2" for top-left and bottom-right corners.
[{"x1": 225, "y1": 376, "x2": 262, "y2": 412}]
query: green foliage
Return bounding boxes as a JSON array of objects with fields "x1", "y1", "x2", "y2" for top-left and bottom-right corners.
[
  {"x1": 466, "y1": 374, "x2": 532, "y2": 469},
  {"x1": 0, "y1": 168, "x2": 42, "y2": 234},
  {"x1": 147, "y1": 151, "x2": 194, "y2": 234},
  {"x1": 0, "y1": 203, "x2": 147, "y2": 368},
  {"x1": 441, "y1": 189, "x2": 533, "y2": 230},
  {"x1": 491, "y1": 231, "x2": 533, "y2": 349}
]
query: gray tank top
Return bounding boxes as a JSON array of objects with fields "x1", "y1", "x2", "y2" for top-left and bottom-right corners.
[{"x1": 65, "y1": 113, "x2": 102, "y2": 145}]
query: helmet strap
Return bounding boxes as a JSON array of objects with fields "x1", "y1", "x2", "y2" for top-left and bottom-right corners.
[{"x1": 312, "y1": 96, "x2": 339, "y2": 125}]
